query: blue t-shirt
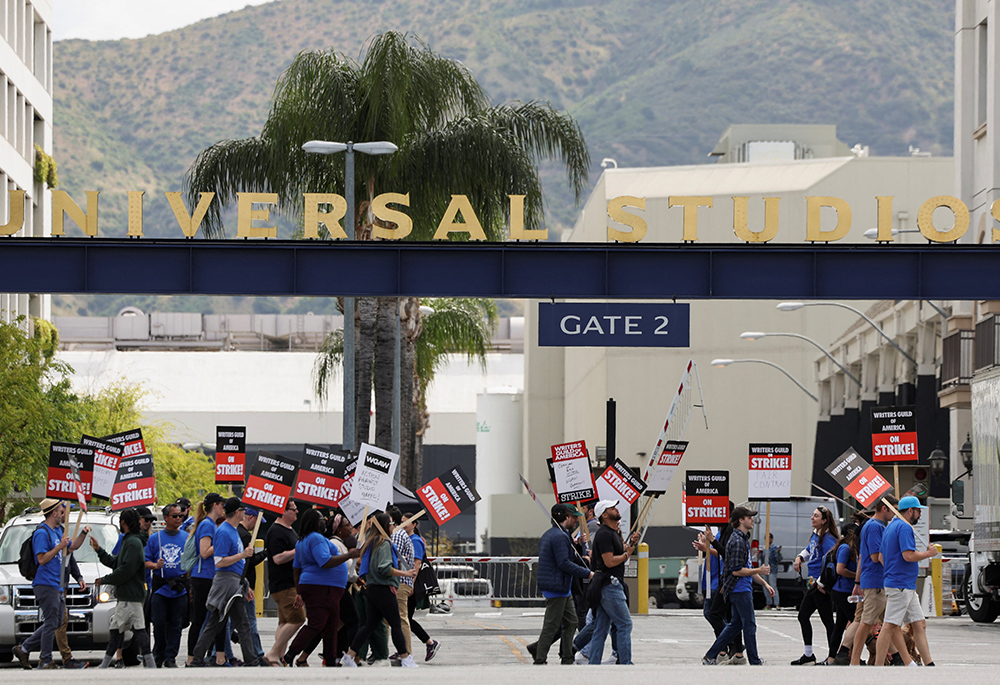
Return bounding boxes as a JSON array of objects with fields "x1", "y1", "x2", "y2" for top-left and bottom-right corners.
[
  {"x1": 213, "y1": 521, "x2": 244, "y2": 576},
  {"x1": 733, "y1": 534, "x2": 752, "y2": 594},
  {"x1": 701, "y1": 552, "x2": 720, "y2": 592},
  {"x1": 32, "y1": 523, "x2": 64, "y2": 589},
  {"x1": 410, "y1": 534, "x2": 426, "y2": 561},
  {"x1": 806, "y1": 531, "x2": 837, "y2": 578},
  {"x1": 146, "y1": 529, "x2": 188, "y2": 597},
  {"x1": 881, "y1": 518, "x2": 917, "y2": 590},
  {"x1": 833, "y1": 544, "x2": 856, "y2": 593},
  {"x1": 191, "y1": 518, "x2": 218, "y2": 579},
  {"x1": 858, "y1": 518, "x2": 886, "y2": 589},
  {"x1": 294, "y1": 532, "x2": 348, "y2": 588}
]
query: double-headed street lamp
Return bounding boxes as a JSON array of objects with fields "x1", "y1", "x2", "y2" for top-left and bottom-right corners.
[
  {"x1": 740, "y1": 331, "x2": 861, "y2": 386},
  {"x1": 302, "y1": 140, "x2": 398, "y2": 452},
  {"x1": 711, "y1": 358, "x2": 819, "y2": 402}
]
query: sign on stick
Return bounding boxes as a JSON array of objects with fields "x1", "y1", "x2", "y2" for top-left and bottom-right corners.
[
  {"x1": 550, "y1": 440, "x2": 596, "y2": 503},
  {"x1": 748, "y1": 443, "x2": 792, "y2": 501},
  {"x1": 81, "y1": 434, "x2": 123, "y2": 501},
  {"x1": 243, "y1": 450, "x2": 299, "y2": 515},
  {"x1": 684, "y1": 470, "x2": 729, "y2": 525},
  {"x1": 215, "y1": 426, "x2": 246, "y2": 484},
  {"x1": 294, "y1": 445, "x2": 352, "y2": 508},
  {"x1": 344, "y1": 443, "x2": 398, "y2": 511},
  {"x1": 110, "y1": 453, "x2": 156, "y2": 510},
  {"x1": 46, "y1": 442, "x2": 94, "y2": 502},
  {"x1": 871, "y1": 406, "x2": 918, "y2": 463},
  {"x1": 417, "y1": 466, "x2": 481, "y2": 526},
  {"x1": 644, "y1": 440, "x2": 687, "y2": 496},
  {"x1": 825, "y1": 446, "x2": 892, "y2": 508}
]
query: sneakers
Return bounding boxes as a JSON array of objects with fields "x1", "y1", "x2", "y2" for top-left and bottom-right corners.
[
  {"x1": 425, "y1": 640, "x2": 440, "y2": 662},
  {"x1": 389, "y1": 655, "x2": 402, "y2": 667},
  {"x1": 790, "y1": 654, "x2": 817, "y2": 665},
  {"x1": 37, "y1": 660, "x2": 60, "y2": 670},
  {"x1": 163, "y1": 660, "x2": 178, "y2": 668},
  {"x1": 13, "y1": 644, "x2": 29, "y2": 670},
  {"x1": 750, "y1": 659, "x2": 766, "y2": 666},
  {"x1": 832, "y1": 651, "x2": 851, "y2": 666},
  {"x1": 727, "y1": 654, "x2": 747, "y2": 665},
  {"x1": 339, "y1": 654, "x2": 357, "y2": 668},
  {"x1": 574, "y1": 651, "x2": 589, "y2": 665},
  {"x1": 526, "y1": 642, "x2": 537, "y2": 661},
  {"x1": 399, "y1": 655, "x2": 418, "y2": 668},
  {"x1": 602, "y1": 651, "x2": 618, "y2": 665},
  {"x1": 715, "y1": 652, "x2": 732, "y2": 665},
  {"x1": 63, "y1": 658, "x2": 88, "y2": 669},
  {"x1": 702, "y1": 656, "x2": 717, "y2": 665}
]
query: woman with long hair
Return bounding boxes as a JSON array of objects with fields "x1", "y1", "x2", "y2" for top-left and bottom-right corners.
[
  {"x1": 284, "y1": 509, "x2": 359, "y2": 667},
  {"x1": 339, "y1": 512, "x2": 419, "y2": 668},
  {"x1": 825, "y1": 523, "x2": 858, "y2": 664},
  {"x1": 790, "y1": 506, "x2": 840, "y2": 665},
  {"x1": 186, "y1": 493, "x2": 227, "y2": 666}
]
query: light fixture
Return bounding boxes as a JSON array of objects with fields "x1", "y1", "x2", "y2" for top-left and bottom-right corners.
[
  {"x1": 739, "y1": 330, "x2": 861, "y2": 386},
  {"x1": 960, "y1": 433, "x2": 973, "y2": 471},
  {"x1": 776, "y1": 301, "x2": 916, "y2": 364},
  {"x1": 710, "y1": 358, "x2": 818, "y2": 402},
  {"x1": 928, "y1": 444, "x2": 947, "y2": 477}
]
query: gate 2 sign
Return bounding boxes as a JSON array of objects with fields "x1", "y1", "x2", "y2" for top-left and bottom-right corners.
[{"x1": 538, "y1": 303, "x2": 689, "y2": 347}]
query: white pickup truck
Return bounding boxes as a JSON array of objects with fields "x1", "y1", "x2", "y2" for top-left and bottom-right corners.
[{"x1": 0, "y1": 507, "x2": 121, "y2": 662}]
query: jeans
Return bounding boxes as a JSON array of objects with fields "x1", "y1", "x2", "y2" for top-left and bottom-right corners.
[
  {"x1": 587, "y1": 579, "x2": 632, "y2": 665},
  {"x1": 21, "y1": 584, "x2": 65, "y2": 664},
  {"x1": 705, "y1": 592, "x2": 760, "y2": 664},
  {"x1": 150, "y1": 592, "x2": 187, "y2": 664},
  {"x1": 707, "y1": 588, "x2": 743, "y2": 653},
  {"x1": 192, "y1": 600, "x2": 256, "y2": 665},
  {"x1": 535, "y1": 595, "x2": 577, "y2": 663},
  {"x1": 574, "y1": 608, "x2": 617, "y2": 656},
  {"x1": 765, "y1": 573, "x2": 780, "y2": 606},
  {"x1": 244, "y1": 598, "x2": 264, "y2": 659}
]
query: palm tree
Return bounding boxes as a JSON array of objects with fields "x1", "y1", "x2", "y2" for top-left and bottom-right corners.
[
  {"x1": 314, "y1": 297, "x2": 497, "y2": 488},
  {"x1": 185, "y1": 32, "x2": 590, "y2": 481}
]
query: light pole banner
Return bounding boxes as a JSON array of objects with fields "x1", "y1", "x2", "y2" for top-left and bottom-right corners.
[
  {"x1": 825, "y1": 446, "x2": 892, "y2": 508},
  {"x1": 550, "y1": 440, "x2": 597, "y2": 503},
  {"x1": 747, "y1": 443, "x2": 792, "y2": 501},
  {"x1": 871, "y1": 406, "x2": 918, "y2": 463},
  {"x1": 644, "y1": 440, "x2": 687, "y2": 496}
]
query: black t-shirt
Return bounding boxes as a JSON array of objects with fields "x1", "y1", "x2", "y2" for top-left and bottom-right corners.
[
  {"x1": 591, "y1": 524, "x2": 625, "y2": 581},
  {"x1": 265, "y1": 522, "x2": 298, "y2": 593}
]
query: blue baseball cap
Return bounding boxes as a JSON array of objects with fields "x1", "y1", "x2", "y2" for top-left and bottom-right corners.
[
  {"x1": 244, "y1": 507, "x2": 259, "y2": 517},
  {"x1": 897, "y1": 495, "x2": 927, "y2": 510}
]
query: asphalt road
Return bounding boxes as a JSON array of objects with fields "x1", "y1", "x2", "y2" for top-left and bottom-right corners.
[{"x1": 4, "y1": 606, "x2": 999, "y2": 680}]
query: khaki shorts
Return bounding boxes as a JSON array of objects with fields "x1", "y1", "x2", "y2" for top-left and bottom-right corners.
[
  {"x1": 853, "y1": 597, "x2": 865, "y2": 622},
  {"x1": 109, "y1": 601, "x2": 145, "y2": 631},
  {"x1": 273, "y1": 587, "x2": 306, "y2": 625},
  {"x1": 860, "y1": 587, "x2": 887, "y2": 624},
  {"x1": 883, "y1": 587, "x2": 924, "y2": 626}
]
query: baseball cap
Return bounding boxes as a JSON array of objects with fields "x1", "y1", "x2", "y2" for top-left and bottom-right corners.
[
  {"x1": 244, "y1": 507, "x2": 259, "y2": 518},
  {"x1": 39, "y1": 498, "x2": 63, "y2": 515},
  {"x1": 203, "y1": 493, "x2": 224, "y2": 508},
  {"x1": 136, "y1": 506, "x2": 155, "y2": 521},
  {"x1": 223, "y1": 497, "x2": 245, "y2": 516},
  {"x1": 594, "y1": 499, "x2": 619, "y2": 519},
  {"x1": 897, "y1": 495, "x2": 927, "y2": 510},
  {"x1": 175, "y1": 497, "x2": 192, "y2": 508},
  {"x1": 551, "y1": 503, "x2": 582, "y2": 519}
]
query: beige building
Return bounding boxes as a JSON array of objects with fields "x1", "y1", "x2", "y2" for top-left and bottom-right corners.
[{"x1": 484, "y1": 126, "x2": 955, "y2": 554}]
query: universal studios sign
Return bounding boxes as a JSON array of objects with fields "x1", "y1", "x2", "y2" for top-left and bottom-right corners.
[{"x1": 0, "y1": 189, "x2": 994, "y2": 243}]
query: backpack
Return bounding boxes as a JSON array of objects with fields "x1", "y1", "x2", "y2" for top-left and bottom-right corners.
[
  {"x1": 18, "y1": 524, "x2": 47, "y2": 581},
  {"x1": 180, "y1": 528, "x2": 200, "y2": 573},
  {"x1": 817, "y1": 544, "x2": 839, "y2": 590}
]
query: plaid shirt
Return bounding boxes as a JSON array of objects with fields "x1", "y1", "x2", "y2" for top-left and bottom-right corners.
[
  {"x1": 719, "y1": 527, "x2": 750, "y2": 597},
  {"x1": 391, "y1": 528, "x2": 415, "y2": 588}
]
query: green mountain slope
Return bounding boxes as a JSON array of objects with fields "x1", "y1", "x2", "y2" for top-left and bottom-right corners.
[{"x1": 52, "y1": 0, "x2": 954, "y2": 315}]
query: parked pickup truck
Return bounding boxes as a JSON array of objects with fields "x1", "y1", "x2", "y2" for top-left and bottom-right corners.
[{"x1": 0, "y1": 507, "x2": 121, "y2": 662}]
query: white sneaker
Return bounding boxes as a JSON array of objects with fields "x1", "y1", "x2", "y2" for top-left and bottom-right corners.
[
  {"x1": 340, "y1": 654, "x2": 357, "y2": 668},
  {"x1": 574, "y1": 652, "x2": 589, "y2": 664},
  {"x1": 602, "y1": 651, "x2": 617, "y2": 665},
  {"x1": 400, "y1": 655, "x2": 418, "y2": 668}
]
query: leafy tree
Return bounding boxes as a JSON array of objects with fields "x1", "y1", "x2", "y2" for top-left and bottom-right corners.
[{"x1": 186, "y1": 31, "x2": 589, "y2": 484}]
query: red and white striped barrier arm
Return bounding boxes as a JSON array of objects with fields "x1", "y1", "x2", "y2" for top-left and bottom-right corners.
[{"x1": 427, "y1": 557, "x2": 537, "y2": 563}]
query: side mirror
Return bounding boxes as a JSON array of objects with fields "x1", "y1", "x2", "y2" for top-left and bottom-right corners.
[{"x1": 952, "y1": 479, "x2": 965, "y2": 506}]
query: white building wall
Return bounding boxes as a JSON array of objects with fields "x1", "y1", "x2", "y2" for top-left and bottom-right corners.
[{"x1": 0, "y1": 0, "x2": 50, "y2": 326}]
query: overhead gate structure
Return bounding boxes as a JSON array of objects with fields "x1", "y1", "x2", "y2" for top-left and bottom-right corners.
[{"x1": 1, "y1": 238, "x2": 999, "y2": 300}]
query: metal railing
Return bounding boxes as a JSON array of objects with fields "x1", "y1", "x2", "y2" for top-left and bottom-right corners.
[
  {"x1": 942, "y1": 329, "x2": 974, "y2": 387},
  {"x1": 975, "y1": 314, "x2": 1000, "y2": 371},
  {"x1": 429, "y1": 556, "x2": 541, "y2": 605}
]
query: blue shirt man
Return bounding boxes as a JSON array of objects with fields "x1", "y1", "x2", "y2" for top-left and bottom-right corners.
[{"x1": 146, "y1": 503, "x2": 189, "y2": 667}]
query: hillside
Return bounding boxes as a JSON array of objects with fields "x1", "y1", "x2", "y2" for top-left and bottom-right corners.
[{"x1": 52, "y1": 0, "x2": 955, "y2": 315}]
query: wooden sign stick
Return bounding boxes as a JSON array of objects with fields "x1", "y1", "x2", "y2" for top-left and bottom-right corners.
[
  {"x1": 398, "y1": 509, "x2": 425, "y2": 528},
  {"x1": 358, "y1": 505, "x2": 371, "y2": 543},
  {"x1": 575, "y1": 502, "x2": 590, "y2": 545},
  {"x1": 893, "y1": 464, "x2": 900, "y2": 497},
  {"x1": 764, "y1": 501, "x2": 771, "y2": 569},
  {"x1": 247, "y1": 509, "x2": 264, "y2": 548},
  {"x1": 880, "y1": 496, "x2": 929, "y2": 548}
]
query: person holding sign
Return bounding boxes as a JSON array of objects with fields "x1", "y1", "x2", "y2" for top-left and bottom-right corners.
[
  {"x1": 586, "y1": 500, "x2": 639, "y2": 665},
  {"x1": 530, "y1": 504, "x2": 594, "y2": 665},
  {"x1": 701, "y1": 507, "x2": 773, "y2": 665},
  {"x1": 790, "y1": 506, "x2": 839, "y2": 665},
  {"x1": 874, "y1": 496, "x2": 940, "y2": 667},
  {"x1": 339, "y1": 512, "x2": 419, "y2": 668},
  {"x1": 13, "y1": 499, "x2": 90, "y2": 671}
]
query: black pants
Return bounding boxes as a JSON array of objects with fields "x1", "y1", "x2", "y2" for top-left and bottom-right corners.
[
  {"x1": 830, "y1": 590, "x2": 853, "y2": 656},
  {"x1": 707, "y1": 589, "x2": 743, "y2": 653},
  {"x1": 797, "y1": 586, "x2": 835, "y2": 654},
  {"x1": 350, "y1": 585, "x2": 407, "y2": 657},
  {"x1": 151, "y1": 592, "x2": 187, "y2": 664},
  {"x1": 288, "y1": 585, "x2": 344, "y2": 665},
  {"x1": 188, "y1": 577, "x2": 225, "y2": 658},
  {"x1": 406, "y1": 592, "x2": 431, "y2": 644}
]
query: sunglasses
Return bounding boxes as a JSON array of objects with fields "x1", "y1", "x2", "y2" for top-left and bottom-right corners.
[{"x1": 166, "y1": 514, "x2": 184, "y2": 519}]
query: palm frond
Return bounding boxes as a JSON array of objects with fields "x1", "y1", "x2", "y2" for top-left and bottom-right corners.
[
  {"x1": 312, "y1": 329, "x2": 344, "y2": 407},
  {"x1": 416, "y1": 298, "x2": 497, "y2": 399}
]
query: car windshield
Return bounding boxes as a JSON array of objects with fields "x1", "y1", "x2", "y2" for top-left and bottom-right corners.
[{"x1": 0, "y1": 522, "x2": 120, "y2": 565}]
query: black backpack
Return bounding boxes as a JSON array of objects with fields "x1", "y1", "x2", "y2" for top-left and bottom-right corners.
[
  {"x1": 18, "y1": 524, "x2": 46, "y2": 580},
  {"x1": 818, "y1": 544, "x2": 839, "y2": 590}
]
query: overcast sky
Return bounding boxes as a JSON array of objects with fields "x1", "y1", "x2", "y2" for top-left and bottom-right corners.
[{"x1": 52, "y1": 0, "x2": 277, "y2": 41}]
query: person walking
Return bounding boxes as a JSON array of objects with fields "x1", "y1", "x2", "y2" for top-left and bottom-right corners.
[
  {"x1": 790, "y1": 505, "x2": 839, "y2": 665},
  {"x1": 186, "y1": 492, "x2": 226, "y2": 666},
  {"x1": 704, "y1": 502, "x2": 745, "y2": 664},
  {"x1": 53, "y1": 551, "x2": 90, "y2": 669},
  {"x1": 825, "y1": 523, "x2": 858, "y2": 664},
  {"x1": 530, "y1": 503, "x2": 593, "y2": 665},
  {"x1": 692, "y1": 530, "x2": 720, "y2": 624},
  {"x1": 190, "y1": 498, "x2": 266, "y2": 667},
  {"x1": 388, "y1": 507, "x2": 416, "y2": 658},
  {"x1": 702, "y1": 506, "x2": 773, "y2": 665},
  {"x1": 407, "y1": 521, "x2": 440, "y2": 661},
  {"x1": 263, "y1": 500, "x2": 304, "y2": 667},
  {"x1": 146, "y1": 502, "x2": 189, "y2": 668},
  {"x1": 93, "y1": 508, "x2": 156, "y2": 669},
  {"x1": 284, "y1": 509, "x2": 359, "y2": 666},
  {"x1": 13, "y1": 499, "x2": 90, "y2": 670},
  {"x1": 586, "y1": 499, "x2": 639, "y2": 665},
  {"x1": 339, "y1": 512, "x2": 419, "y2": 668},
  {"x1": 236, "y1": 507, "x2": 269, "y2": 663},
  {"x1": 764, "y1": 533, "x2": 781, "y2": 608},
  {"x1": 874, "y1": 496, "x2": 939, "y2": 667}
]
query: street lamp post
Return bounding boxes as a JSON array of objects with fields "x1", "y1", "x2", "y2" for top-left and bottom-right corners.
[
  {"x1": 776, "y1": 301, "x2": 917, "y2": 365},
  {"x1": 302, "y1": 140, "x2": 398, "y2": 451},
  {"x1": 711, "y1": 358, "x2": 819, "y2": 402},
  {"x1": 740, "y1": 331, "x2": 861, "y2": 386}
]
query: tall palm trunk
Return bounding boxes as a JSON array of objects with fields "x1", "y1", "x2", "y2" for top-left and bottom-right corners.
[
  {"x1": 354, "y1": 296, "x2": 378, "y2": 449},
  {"x1": 372, "y1": 296, "x2": 396, "y2": 454},
  {"x1": 400, "y1": 298, "x2": 419, "y2": 489}
]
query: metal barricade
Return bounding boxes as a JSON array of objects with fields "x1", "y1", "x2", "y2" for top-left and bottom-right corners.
[{"x1": 428, "y1": 556, "x2": 541, "y2": 606}]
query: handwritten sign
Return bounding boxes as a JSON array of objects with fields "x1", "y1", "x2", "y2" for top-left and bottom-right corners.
[
  {"x1": 81, "y1": 434, "x2": 122, "y2": 501},
  {"x1": 344, "y1": 443, "x2": 398, "y2": 511},
  {"x1": 748, "y1": 443, "x2": 792, "y2": 501},
  {"x1": 550, "y1": 440, "x2": 596, "y2": 503}
]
